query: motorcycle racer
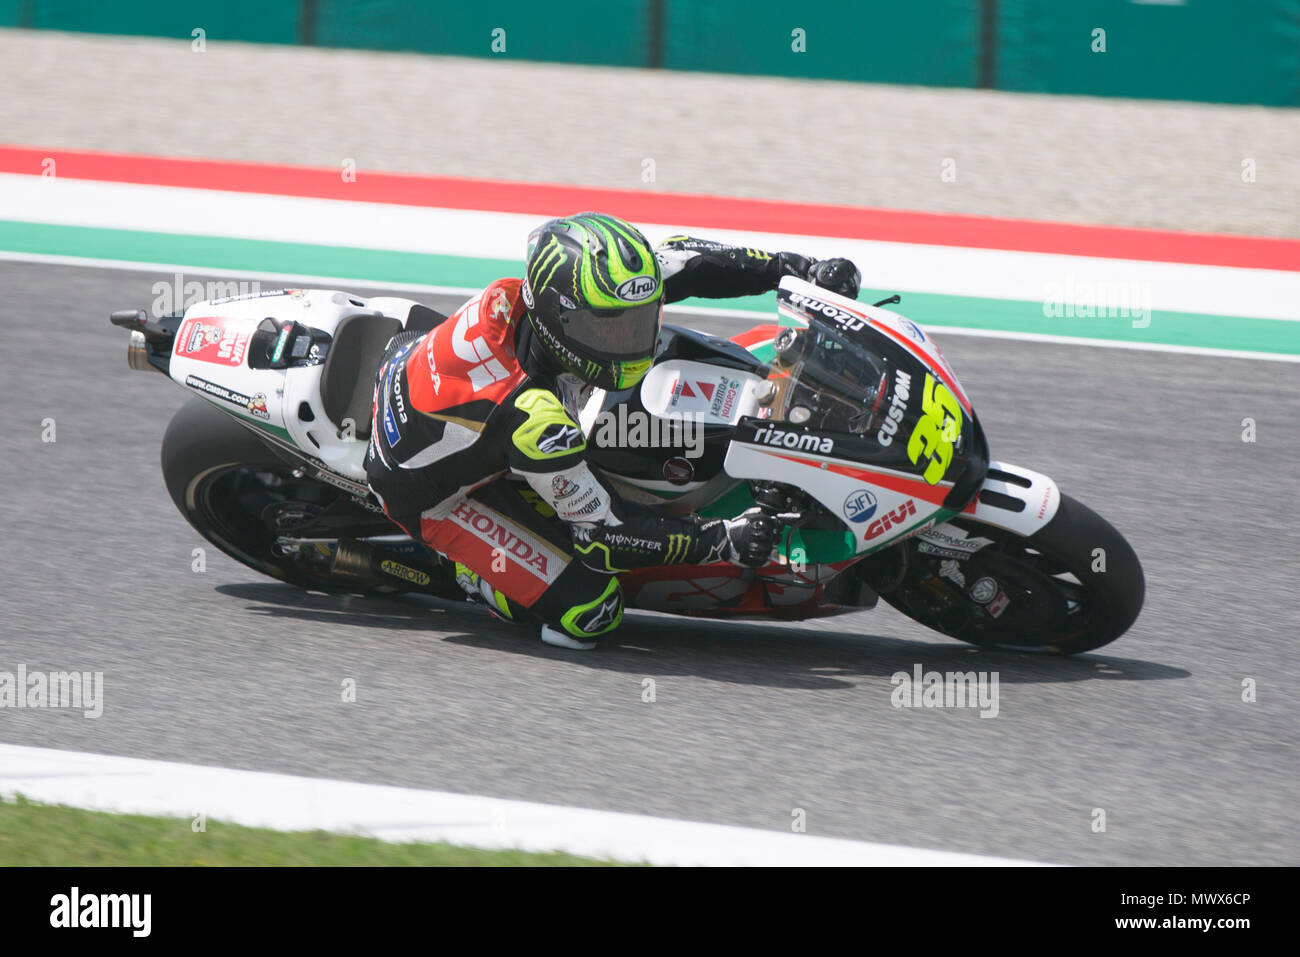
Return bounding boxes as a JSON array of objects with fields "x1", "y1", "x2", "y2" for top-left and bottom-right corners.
[{"x1": 365, "y1": 213, "x2": 861, "y2": 649}]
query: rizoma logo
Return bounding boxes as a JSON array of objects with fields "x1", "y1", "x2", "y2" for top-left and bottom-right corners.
[
  {"x1": 390, "y1": 373, "x2": 408, "y2": 424},
  {"x1": 788, "y1": 291, "x2": 867, "y2": 332},
  {"x1": 865, "y1": 499, "x2": 917, "y2": 540},
  {"x1": 616, "y1": 276, "x2": 659, "y2": 302},
  {"x1": 877, "y1": 370, "x2": 913, "y2": 446},
  {"x1": 751, "y1": 424, "x2": 834, "y2": 454},
  {"x1": 843, "y1": 489, "x2": 878, "y2": 524}
]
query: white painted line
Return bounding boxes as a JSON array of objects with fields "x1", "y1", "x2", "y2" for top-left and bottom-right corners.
[
  {"x1": 0, "y1": 248, "x2": 483, "y2": 298},
  {"x1": 4, "y1": 249, "x2": 1296, "y2": 363},
  {"x1": 0, "y1": 744, "x2": 1045, "y2": 866},
  {"x1": 3, "y1": 172, "x2": 1299, "y2": 320},
  {"x1": 900, "y1": 324, "x2": 1300, "y2": 364}
]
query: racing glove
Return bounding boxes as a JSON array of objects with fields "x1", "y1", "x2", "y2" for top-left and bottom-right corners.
[
  {"x1": 723, "y1": 507, "x2": 784, "y2": 567},
  {"x1": 776, "y1": 252, "x2": 862, "y2": 300}
]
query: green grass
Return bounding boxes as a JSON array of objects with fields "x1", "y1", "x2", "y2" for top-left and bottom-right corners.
[{"x1": 0, "y1": 794, "x2": 622, "y2": 866}]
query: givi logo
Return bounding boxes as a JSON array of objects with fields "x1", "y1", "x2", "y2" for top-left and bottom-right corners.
[{"x1": 865, "y1": 499, "x2": 917, "y2": 540}]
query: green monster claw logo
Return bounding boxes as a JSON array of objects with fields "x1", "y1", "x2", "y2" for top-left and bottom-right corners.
[
  {"x1": 664, "y1": 533, "x2": 690, "y2": 564},
  {"x1": 527, "y1": 236, "x2": 568, "y2": 296}
]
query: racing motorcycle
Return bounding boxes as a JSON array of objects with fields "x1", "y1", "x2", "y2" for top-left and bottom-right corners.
[{"x1": 110, "y1": 277, "x2": 1144, "y2": 654}]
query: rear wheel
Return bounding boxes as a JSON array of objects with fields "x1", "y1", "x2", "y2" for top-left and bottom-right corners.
[
  {"x1": 860, "y1": 493, "x2": 1144, "y2": 654},
  {"x1": 160, "y1": 398, "x2": 445, "y2": 594}
]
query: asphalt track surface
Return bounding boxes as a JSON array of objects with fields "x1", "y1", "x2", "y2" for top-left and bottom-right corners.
[{"x1": 1, "y1": 259, "x2": 1296, "y2": 866}]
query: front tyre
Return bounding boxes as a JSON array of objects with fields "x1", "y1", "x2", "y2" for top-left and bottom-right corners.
[{"x1": 862, "y1": 493, "x2": 1144, "y2": 654}]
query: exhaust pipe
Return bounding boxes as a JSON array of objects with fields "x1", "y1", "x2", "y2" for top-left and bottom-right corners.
[
  {"x1": 110, "y1": 308, "x2": 177, "y2": 374},
  {"x1": 127, "y1": 329, "x2": 150, "y2": 370}
]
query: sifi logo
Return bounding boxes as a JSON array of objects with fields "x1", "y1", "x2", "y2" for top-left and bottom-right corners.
[
  {"x1": 843, "y1": 488, "x2": 878, "y2": 524},
  {"x1": 865, "y1": 499, "x2": 918, "y2": 540},
  {"x1": 616, "y1": 276, "x2": 659, "y2": 302}
]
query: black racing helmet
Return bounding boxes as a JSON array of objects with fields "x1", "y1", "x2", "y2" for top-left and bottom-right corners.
[{"x1": 521, "y1": 213, "x2": 663, "y2": 391}]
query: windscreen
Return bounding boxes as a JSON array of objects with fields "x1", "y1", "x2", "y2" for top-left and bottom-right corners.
[{"x1": 765, "y1": 317, "x2": 895, "y2": 435}]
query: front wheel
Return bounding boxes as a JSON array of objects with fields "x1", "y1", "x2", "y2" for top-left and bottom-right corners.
[{"x1": 860, "y1": 493, "x2": 1144, "y2": 654}]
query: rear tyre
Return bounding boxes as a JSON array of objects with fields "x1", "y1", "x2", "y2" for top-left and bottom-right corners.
[
  {"x1": 160, "y1": 398, "x2": 410, "y2": 593},
  {"x1": 861, "y1": 493, "x2": 1144, "y2": 654}
]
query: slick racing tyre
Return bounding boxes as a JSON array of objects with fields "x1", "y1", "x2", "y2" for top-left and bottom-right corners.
[
  {"x1": 160, "y1": 397, "x2": 418, "y2": 594},
  {"x1": 861, "y1": 493, "x2": 1144, "y2": 654}
]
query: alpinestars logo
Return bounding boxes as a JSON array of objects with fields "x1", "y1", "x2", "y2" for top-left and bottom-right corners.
[
  {"x1": 751, "y1": 424, "x2": 834, "y2": 454},
  {"x1": 538, "y1": 423, "x2": 584, "y2": 454},
  {"x1": 577, "y1": 594, "x2": 622, "y2": 634}
]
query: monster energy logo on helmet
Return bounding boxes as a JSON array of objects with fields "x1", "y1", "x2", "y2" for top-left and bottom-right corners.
[{"x1": 523, "y1": 213, "x2": 663, "y2": 392}]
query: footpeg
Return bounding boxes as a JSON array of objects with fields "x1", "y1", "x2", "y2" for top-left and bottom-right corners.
[{"x1": 540, "y1": 625, "x2": 597, "y2": 651}]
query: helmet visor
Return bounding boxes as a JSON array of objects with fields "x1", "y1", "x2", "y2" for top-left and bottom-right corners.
[{"x1": 559, "y1": 300, "x2": 662, "y2": 361}]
